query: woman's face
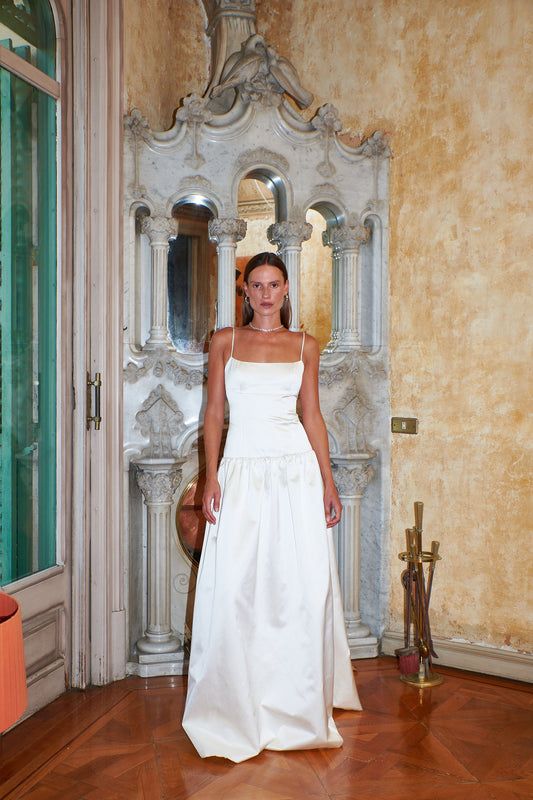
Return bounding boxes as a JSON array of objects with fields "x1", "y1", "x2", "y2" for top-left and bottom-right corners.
[{"x1": 244, "y1": 265, "x2": 288, "y2": 316}]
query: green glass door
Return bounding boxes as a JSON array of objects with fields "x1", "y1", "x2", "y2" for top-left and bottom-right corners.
[{"x1": 0, "y1": 54, "x2": 56, "y2": 583}]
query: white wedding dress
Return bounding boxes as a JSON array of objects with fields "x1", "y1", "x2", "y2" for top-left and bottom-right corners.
[{"x1": 182, "y1": 328, "x2": 362, "y2": 762}]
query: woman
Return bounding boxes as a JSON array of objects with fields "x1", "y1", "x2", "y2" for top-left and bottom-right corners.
[{"x1": 182, "y1": 252, "x2": 362, "y2": 762}]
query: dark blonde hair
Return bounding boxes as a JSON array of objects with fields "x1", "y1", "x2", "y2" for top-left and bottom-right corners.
[{"x1": 242, "y1": 252, "x2": 292, "y2": 328}]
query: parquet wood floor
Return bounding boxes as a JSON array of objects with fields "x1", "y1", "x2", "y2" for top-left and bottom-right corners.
[{"x1": 1, "y1": 657, "x2": 531, "y2": 800}]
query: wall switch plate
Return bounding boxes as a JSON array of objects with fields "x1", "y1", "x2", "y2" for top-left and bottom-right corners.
[{"x1": 391, "y1": 417, "x2": 418, "y2": 434}]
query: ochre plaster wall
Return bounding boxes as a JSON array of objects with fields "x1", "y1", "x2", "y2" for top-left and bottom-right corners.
[
  {"x1": 263, "y1": 0, "x2": 533, "y2": 652},
  {"x1": 124, "y1": 0, "x2": 533, "y2": 652},
  {"x1": 123, "y1": 0, "x2": 208, "y2": 130}
]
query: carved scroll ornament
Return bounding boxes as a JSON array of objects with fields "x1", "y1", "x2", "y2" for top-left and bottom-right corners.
[{"x1": 210, "y1": 34, "x2": 313, "y2": 109}]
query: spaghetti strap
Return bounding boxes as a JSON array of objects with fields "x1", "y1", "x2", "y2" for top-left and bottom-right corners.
[
  {"x1": 300, "y1": 330, "x2": 305, "y2": 360},
  {"x1": 230, "y1": 326, "x2": 235, "y2": 358}
]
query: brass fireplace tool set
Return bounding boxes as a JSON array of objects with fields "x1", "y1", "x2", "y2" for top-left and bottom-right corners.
[{"x1": 396, "y1": 501, "x2": 443, "y2": 687}]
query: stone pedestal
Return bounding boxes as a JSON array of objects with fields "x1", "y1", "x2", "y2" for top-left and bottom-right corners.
[
  {"x1": 208, "y1": 218, "x2": 247, "y2": 328},
  {"x1": 267, "y1": 221, "x2": 312, "y2": 331},
  {"x1": 128, "y1": 458, "x2": 184, "y2": 676},
  {"x1": 332, "y1": 453, "x2": 378, "y2": 658},
  {"x1": 141, "y1": 215, "x2": 176, "y2": 351}
]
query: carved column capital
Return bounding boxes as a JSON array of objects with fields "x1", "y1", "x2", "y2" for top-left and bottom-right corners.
[
  {"x1": 332, "y1": 461, "x2": 375, "y2": 498},
  {"x1": 208, "y1": 217, "x2": 247, "y2": 245},
  {"x1": 331, "y1": 222, "x2": 368, "y2": 252},
  {"x1": 267, "y1": 221, "x2": 313, "y2": 249},
  {"x1": 141, "y1": 215, "x2": 177, "y2": 246},
  {"x1": 134, "y1": 461, "x2": 183, "y2": 505}
]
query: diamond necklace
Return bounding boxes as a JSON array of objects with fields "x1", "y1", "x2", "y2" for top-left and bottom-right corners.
[{"x1": 249, "y1": 322, "x2": 284, "y2": 333}]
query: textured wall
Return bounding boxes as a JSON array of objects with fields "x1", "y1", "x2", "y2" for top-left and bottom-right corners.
[
  {"x1": 123, "y1": 0, "x2": 208, "y2": 130},
  {"x1": 124, "y1": 0, "x2": 533, "y2": 652},
  {"x1": 259, "y1": 0, "x2": 533, "y2": 652}
]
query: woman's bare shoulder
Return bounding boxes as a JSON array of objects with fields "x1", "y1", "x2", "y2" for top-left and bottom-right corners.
[
  {"x1": 209, "y1": 326, "x2": 233, "y2": 350},
  {"x1": 300, "y1": 330, "x2": 319, "y2": 356}
]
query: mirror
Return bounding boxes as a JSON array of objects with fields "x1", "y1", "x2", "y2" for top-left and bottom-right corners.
[{"x1": 168, "y1": 201, "x2": 217, "y2": 352}]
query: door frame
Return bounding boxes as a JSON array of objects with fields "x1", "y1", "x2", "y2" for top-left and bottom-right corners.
[{"x1": 71, "y1": 0, "x2": 125, "y2": 688}]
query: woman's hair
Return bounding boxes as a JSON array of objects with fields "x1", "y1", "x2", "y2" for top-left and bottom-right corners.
[{"x1": 242, "y1": 252, "x2": 292, "y2": 329}]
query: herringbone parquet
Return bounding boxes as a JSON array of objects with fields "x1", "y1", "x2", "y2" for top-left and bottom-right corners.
[{"x1": 1, "y1": 658, "x2": 531, "y2": 800}]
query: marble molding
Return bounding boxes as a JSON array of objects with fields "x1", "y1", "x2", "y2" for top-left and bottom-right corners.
[
  {"x1": 123, "y1": 9, "x2": 390, "y2": 667},
  {"x1": 135, "y1": 384, "x2": 185, "y2": 459}
]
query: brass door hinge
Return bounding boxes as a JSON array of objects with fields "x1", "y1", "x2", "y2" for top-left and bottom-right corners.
[{"x1": 87, "y1": 372, "x2": 102, "y2": 430}]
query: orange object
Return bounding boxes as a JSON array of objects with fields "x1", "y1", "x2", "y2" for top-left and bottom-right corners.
[{"x1": 0, "y1": 592, "x2": 28, "y2": 732}]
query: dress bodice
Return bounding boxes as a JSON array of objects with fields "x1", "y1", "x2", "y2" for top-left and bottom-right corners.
[{"x1": 222, "y1": 355, "x2": 312, "y2": 458}]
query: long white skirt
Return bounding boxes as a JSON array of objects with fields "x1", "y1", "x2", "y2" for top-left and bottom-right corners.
[{"x1": 182, "y1": 449, "x2": 362, "y2": 763}]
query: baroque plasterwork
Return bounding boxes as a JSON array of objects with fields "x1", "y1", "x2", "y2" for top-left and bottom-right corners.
[
  {"x1": 209, "y1": 34, "x2": 313, "y2": 110},
  {"x1": 135, "y1": 385, "x2": 186, "y2": 459},
  {"x1": 124, "y1": 356, "x2": 206, "y2": 388},
  {"x1": 123, "y1": 4, "x2": 391, "y2": 663},
  {"x1": 134, "y1": 465, "x2": 183, "y2": 505},
  {"x1": 236, "y1": 147, "x2": 290, "y2": 175},
  {"x1": 333, "y1": 463, "x2": 375, "y2": 498}
]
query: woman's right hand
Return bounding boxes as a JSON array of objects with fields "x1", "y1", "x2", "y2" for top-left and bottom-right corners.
[{"x1": 202, "y1": 476, "x2": 221, "y2": 524}]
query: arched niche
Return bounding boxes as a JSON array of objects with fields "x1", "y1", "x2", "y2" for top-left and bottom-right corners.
[
  {"x1": 169, "y1": 199, "x2": 217, "y2": 353},
  {"x1": 235, "y1": 174, "x2": 278, "y2": 325}
]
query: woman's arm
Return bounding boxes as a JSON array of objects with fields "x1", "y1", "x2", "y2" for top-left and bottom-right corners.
[
  {"x1": 299, "y1": 334, "x2": 342, "y2": 528},
  {"x1": 202, "y1": 328, "x2": 229, "y2": 523}
]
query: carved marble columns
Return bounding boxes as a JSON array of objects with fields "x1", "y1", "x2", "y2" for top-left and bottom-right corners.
[
  {"x1": 208, "y1": 218, "x2": 247, "y2": 328},
  {"x1": 332, "y1": 454, "x2": 378, "y2": 658},
  {"x1": 141, "y1": 215, "x2": 176, "y2": 350},
  {"x1": 327, "y1": 223, "x2": 368, "y2": 351},
  {"x1": 267, "y1": 221, "x2": 312, "y2": 331},
  {"x1": 131, "y1": 458, "x2": 184, "y2": 676}
]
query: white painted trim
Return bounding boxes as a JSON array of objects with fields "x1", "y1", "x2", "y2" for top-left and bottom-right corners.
[
  {"x1": 70, "y1": 0, "x2": 90, "y2": 691},
  {"x1": 86, "y1": 0, "x2": 125, "y2": 686},
  {"x1": 0, "y1": 44, "x2": 60, "y2": 97},
  {"x1": 3, "y1": 565, "x2": 64, "y2": 593},
  {"x1": 381, "y1": 630, "x2": 533, "y2": 684}
]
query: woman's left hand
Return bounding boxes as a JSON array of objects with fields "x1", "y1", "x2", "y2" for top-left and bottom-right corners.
[{"x1": 323, "y1": 482, "x2": 342, "y2": 528}]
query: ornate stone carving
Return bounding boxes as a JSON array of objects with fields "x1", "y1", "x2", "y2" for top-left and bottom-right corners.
[
  {"x1": 360, "y1": 130, "x2": 391, "y2": 157},
  {"x1": 236, "y1": 147, "x2": 289, "y2": 174},
  {"x1": 135, "y1": 465, "x2": 183, "y2": 505},
  {"x1": 178, "y1": 175, "x2": 214, "y2": 193},
  {"x1": 210, "y1": 34, "x2": 313, "y2": 110},
  {"x1": 333, "y1": 463, "x2": 375, "y2": 497},
  {"x1": 203, "y1": 1, "x2": 257, "y2": 108},
  {"x1": 175, "y1": 94, "x2": 213, "y2": 168},
  {"x1": 141, "y1": 215, "x2": 176, "y2": 245},
  {"x1": 334, "y1": 393, "x2": 373, "y2": 453},
  {"x1": 319, "y1": 362, "x2": 350, "y2": 387},
  {"x1": 267, "y1": 221, "x2": 313, "y2": 249},
  {"x1": 311, "y1": 104, "x2": 342, "y2": 177},
  {"x1": 124, "y1": 108, "x2": 152, "y2": 194},
  {"x1": 331, "y1": 222, "x2": 369, "y2": 251},
  {"x1": 124, "y1": 356, "x2": 206, "y2": 388},
  {"x1": 124, "y1": 108, "x2": 152, "y2": 142},
  {"x1": 135, "y1": 385, "x2": 185, "y2": 459},
  {"x1": 208, "y1": 217, "x2": 247, "y2": 244}
]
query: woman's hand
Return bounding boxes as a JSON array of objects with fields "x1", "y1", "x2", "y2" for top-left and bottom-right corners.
[
  {"x1": 202, "y1": 476, "x2": 221, "y2": 524},
  {"x1": 323, "y1": 482, "x2": 342, "y2": 528}
]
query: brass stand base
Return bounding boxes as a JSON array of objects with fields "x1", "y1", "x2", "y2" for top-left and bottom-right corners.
[{"x1": 400, "y1": 670, "x2": 444, "y2": 688}]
